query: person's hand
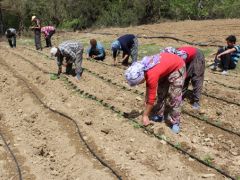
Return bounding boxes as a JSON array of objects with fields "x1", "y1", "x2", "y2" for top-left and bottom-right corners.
[
  {"x1": 92, "y1": 55, "x2": 97, "y2": 58},
  {"x1": 63, "y1": 62, "x2": 67, "y2": 67},
  {"x1": 217, "y1": 54, "x2": 221, "y2": 59},
  {"x1": 142, "y1": 115, "x2": 151, "y2": 126}
]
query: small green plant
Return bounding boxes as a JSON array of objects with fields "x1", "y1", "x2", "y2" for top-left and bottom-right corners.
[
  {"x1": 174, "y1": 142, "x2": 181, "y2": 148},
  {"x1": 203, "y1": 154, "x2": 214, "y2": 165},
  {"x1": 132, "y1": 122, "x2": 141, "y2": 129},
  {"x1": 236, "y1": 176, "x2": 240, "y2": 180}
]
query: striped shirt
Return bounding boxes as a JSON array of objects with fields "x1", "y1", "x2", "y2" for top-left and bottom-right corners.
[
  {"x1": 57, "y1": 41, "x2": 83, "y2": 66},
  {"x1": 232, "y1": 45, "x2": 240, "y2": 64},
  {"x1": 41, "y1": 26, "x2": 55, "y2": 37},
  {"x1": 223, "y1": 45, "x2": 240, "y2": 64}
]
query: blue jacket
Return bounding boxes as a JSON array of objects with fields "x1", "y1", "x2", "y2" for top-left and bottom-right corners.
[{"x1": 87, "y1": 42, "x2": 105, "y2": 58}]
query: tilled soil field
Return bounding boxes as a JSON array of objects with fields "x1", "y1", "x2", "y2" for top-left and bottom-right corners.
[{"x1": 0, "y1": 19, "x2": 240, "y2": 180}]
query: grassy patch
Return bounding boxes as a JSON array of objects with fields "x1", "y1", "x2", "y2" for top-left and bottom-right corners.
[
  {"x1": 200, "y1": 48, "x2": 213, "y2": 57},
  {"x1": 18, "y1": 38, "x2": 34, "y2": 46},
  {"x1": 138, "y1": 43, "x2": 161, "y2": 59}
]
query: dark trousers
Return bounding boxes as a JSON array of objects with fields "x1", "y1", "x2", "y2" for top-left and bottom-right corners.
[
  {"x1": 183, "y1": 49, "x2": 205, "y2": 103},
  {"x1": 214, "y1": 48, "x2": 236, "y2": 70},
  {"x1": 66, "y1": 63, "x2": 73, "y2": 74},
  {"x1": 89, "y1": 50, "x2": 105, "y2": 61},
  {"x1": 7, "y1": 36, "x2": 16, "y2": 48},
  {"x1": 34, "y1": 30, "x2": 42, "y2": 50},
  {"x1": 45, "y1": 30, "x2": 55, "y2": 47}
]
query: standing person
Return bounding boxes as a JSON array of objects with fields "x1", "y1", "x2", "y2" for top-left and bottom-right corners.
[
  {"x1": 125, "y1": 53, "x2": 186, "y2": 133},
  {"x1": 50, "y1": 41, "x2": 84, "y2": 81},
  {"x1": 87, "y1": 39, "x2": 105, "y2": 61},
  {"x1": 5, "y1": 28, "x2": 16, "y2": 48},
  {"x1": 31, "y1": 16, "x2": 42, "y2": 50},
  {"x1": 162, "y1": 46, "x2": 205, "y2": 110},
  {"x1": 41, "y1": 26, "x2": 55, "y2": 48},
  {"x1": 111, "y1": 34, "x2": 138, "y2": 66},
  {"x1": 211, "y1": 35, "x2": 240, "y2": 75}
]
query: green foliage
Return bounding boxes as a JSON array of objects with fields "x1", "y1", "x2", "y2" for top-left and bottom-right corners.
[{"x1": 2, "y1": 0, "x2": 240, "y2": 32}]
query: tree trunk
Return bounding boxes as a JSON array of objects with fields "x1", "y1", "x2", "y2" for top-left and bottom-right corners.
[{"x1": 0, "y1": 7, "x2": 4, "y2": 35}]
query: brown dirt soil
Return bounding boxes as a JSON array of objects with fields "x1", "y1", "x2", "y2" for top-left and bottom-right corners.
[{"x1": 1, "y1": 19, "x2": 240, "y2": 179}]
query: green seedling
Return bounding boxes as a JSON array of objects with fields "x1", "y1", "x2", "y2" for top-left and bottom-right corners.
[
  {"x1": 203, "y1": 154, "x2": 214, "y2": 165},
  {"x1": 214, "y1": 120, "x2": 222, "y2": 126},
  {"x1": 132, "y1": 122, "x2": 141, "y2": 129},
  {"x1": 174, "y1": 142, "x2": 181, "y2": 149},
  {"x1": 50, "y1": 73, "x2": 58, "y2": 80},
  {"x1": 202, "y1": 115, "x2": 208, "y2": 121}
]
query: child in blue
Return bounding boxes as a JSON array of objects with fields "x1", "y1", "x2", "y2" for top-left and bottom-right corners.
[
  {"x1": 87, "y1": 39, "x2": 105, "y2": 61},
  {"x1": 212, "y1": 35, "x2": 240, "y2": 75}
]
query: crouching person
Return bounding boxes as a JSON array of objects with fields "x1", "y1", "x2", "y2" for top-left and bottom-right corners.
[
  {"x1": 87, "y1": 39, "x2": 105, "y2": 61},
  {"x1": 211, "y1": 35, "x2": 239, "y2": 75},
  {"x1": 5, "y1": 28, "x2": 17, "y2": 48},
  {"x1": 50, "y1": 41, "x2": 84, "y2": 81},
  {"x1": 125, "y1": 53, "x2": 186, "y2": 133}
]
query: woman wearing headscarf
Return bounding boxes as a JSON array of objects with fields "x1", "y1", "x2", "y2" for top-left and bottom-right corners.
[{"x1": 125, "y1": 52, "x2": 186, "y2": 133}]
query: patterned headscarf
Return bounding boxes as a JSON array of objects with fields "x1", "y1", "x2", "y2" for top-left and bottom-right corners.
[
  {"x1": 141, "y1": 54, "x2": 160, "y2": 71},
  {"x1": 125, "y1": 62, "x2": 145, "y2": 86},
  {"x1": 111, "y1": 40, "x2": 121, "y2": 51},
  {"x1": 161, "y1": 46, "x2": 188, "y2": 61}
]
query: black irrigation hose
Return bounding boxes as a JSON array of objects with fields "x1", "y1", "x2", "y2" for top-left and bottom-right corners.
[
  {"x1": 205, "y1": 80, "x2": 240, "y2": 91},
  {"x1": 1, "y1": 55, "x2": 122, "y2": 180},
  {"x1": 83, "y1": 31, "x2": 222, "y2": 47},
  {"x1": 61, "y1": 76, "x2": 236, "y2": 180},
  {"x1": 23, "y1": 46, "x2": 240, "y2": 92},
  {"x1": 0, "y1": 131, "x2": 23, "y2": 180},
  {"x1": 17, "y1": 48, "x2": 240, "y2": 136},
  {"x1": 16, "y1": 48, "x2": 240, "y2": 136},
  {"x1": 8, "y1": 48, "x2": 237, "y2": 179},
  {"x1": 74, "y1": 65, "x2": 240, "y2": 137}
]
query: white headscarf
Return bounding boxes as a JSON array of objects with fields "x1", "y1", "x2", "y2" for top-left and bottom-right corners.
[{"x1": 125, "y1": 62, "x2": 145, "y2": 86}]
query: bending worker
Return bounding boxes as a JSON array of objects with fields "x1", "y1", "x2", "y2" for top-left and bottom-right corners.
[
  {"x1": 50, "y1": 41, "x2": 84, "y2": 81},
  {"x1": 125, "y1": 52, "x2": 186, "y2": 133}
]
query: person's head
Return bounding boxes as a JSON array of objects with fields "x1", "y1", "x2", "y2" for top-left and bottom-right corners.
[
  {"x1": 125, "y1": 62, "x2": 145, "y2": 87},
  {"x1": 111, "y1": 40, "x2": 121, "y2": 58},
  {"x1": 90, "y1": 39, "x2": 97, "y2": 48},
  {"x1": 6, "y1": 29, "x2": 11, "y2": 35},
  {"x1": 50, "y1": 47, "x2": 60, "y2": 57},
  {"x1": 31, "y1": 16, "x2": 36, "y2": 22},
  {"x1": 226, "y1": 35, "x2": 236, "y2": 47}
]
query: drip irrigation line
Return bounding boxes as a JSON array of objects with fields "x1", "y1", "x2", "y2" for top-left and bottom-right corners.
[
  {"x1": 86, "y1": 68, "x2": 240, "y2": 137},
  {"x1": 0, "y1": 58, "x2": 122, "y2": 180},
  {"x1": 205, "y1": 80, "x2": 240, "y2": 91},
  {"x1": 60, "y1": 76, "x2": 237, "y2": 180},
  {"x1": 0, "y1": 131, "x2": 23, "y2": 180},
  {"x1": 15, "y1": 48, "x2": 240, "y2": 136},
  {"x1": 23, "y1": 46, "x2": 240, "y2": 92},
  {"x1": 83, "y1": 31, "x2": 222, "y2": 47},
  {"x1": 7, "y1": 49, "x2": 237, "y2": 179},
  {"x1": 14, "y1": 48, "x2": 240, "y2": 137}
]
